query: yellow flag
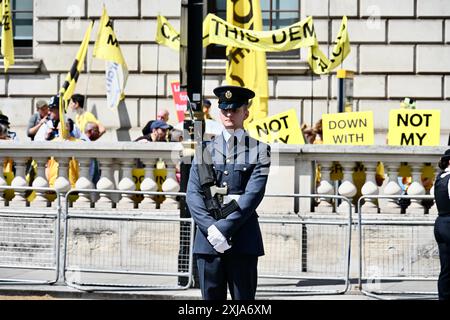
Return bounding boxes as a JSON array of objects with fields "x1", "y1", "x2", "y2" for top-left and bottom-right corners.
[
  {"x1": 93, "y1": 6, "x2": 128, "y2": 109},
  {"x1": 308, "y1": 16, "x2": 350, "y2": 74},
  {"x1": 60, "y1": 20, "x2": 94, "y2": 108},
  {"x1": 58, "y1": 94, "x2": 69, "y2": 139},
  {"x1": 156, "y1": 15, "x2": 180, "y2": 51},
  {"x1": 226, "y1": 0, "x2": 269, "y2": 125},
  {"x1": 1, "y1": 0, "x2": 14, "y2": 72}
]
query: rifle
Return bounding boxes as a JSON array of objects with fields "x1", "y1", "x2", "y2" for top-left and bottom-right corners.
[{"x1": 185, "y1": 97, "x2": 240, "y2": 220}]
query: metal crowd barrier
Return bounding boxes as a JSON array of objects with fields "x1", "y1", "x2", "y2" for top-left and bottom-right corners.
[
  {"x1": 257, "y1": 194, "x2": 353, "y2": 295},
  {"x1": 0, "y1": 186, "x2": 62, "y2": 285},
  {"x1": 357, "y1": 195, "x2": 439, "y2": 300},
  {"x1": 62, "y1": 189, "x2": 195, "y2": 292}
]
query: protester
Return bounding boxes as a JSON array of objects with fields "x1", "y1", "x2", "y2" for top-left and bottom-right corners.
[
  {"x1": 0, "y1": 123, "x2": 11, "y2": 140},
  {"x1": 186, "y1": 85, "x2": 271, "y2": 300},
  {"x1": 84, "y1": 122, "x2": 101, "y2": 141},
  {"x1": 203, "y1": 99, "x2": 213, "y2": 120},
  {"x1": 141, "y1": 109, "x2": 173, "y2": 136},
  {"x1": 301, "y1": 123, "x2": 316, "y2": 144},
  {"x1": 34, "y1": 95, "x2": 84, "y2": 141},
  {"x1": 27, "y1": 100, "x2": 49, "y2": 140},
  {"x1": 69, "y1": 93, "x2": 106, "y2": 137},
  {"x1": 0, "y1": 114, "x2": 18, "y2": 141},
  {"x1": 134, "y1": 120, "x2": 170, "y2": 142}
]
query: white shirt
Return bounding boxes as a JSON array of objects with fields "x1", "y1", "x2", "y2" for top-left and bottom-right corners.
[{"x1": 222, "y1": 128, "x2": 245, "y2": 144}]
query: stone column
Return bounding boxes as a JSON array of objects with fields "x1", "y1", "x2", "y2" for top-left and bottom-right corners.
[
  {"x1": 31, "y1": 158, "x2": 50, "y2": 208},
  {"x1": 139, "y1": 160, "x2": 158, "y2": 209},
  {"x1": 9, "y1": 158, "x2": 28, "y2": 207},
  {"x1": 95, "y1": 158, "x2": 116, "y2": 209},
  {"x1": 74, "y1": 158, "x2": 94, "y2": 208},
  {"x1": 315, "y1": 161, "x2": 334, "y2": 213},
  {"x1": 337, "y1": 161, "x2": 357, "y2": 214},
  {"x1": 407, "y1": 163, "x2": 426, "y2": 215},
  {"x1": 160, "y1": 162, "x2": 180, "y2": 210},
  {"x1": 116, "y1": 159, "x2": 136, "y2": 209},
  {"x1": 361, "y1": 161, "x2": 379, "y2": 213}
]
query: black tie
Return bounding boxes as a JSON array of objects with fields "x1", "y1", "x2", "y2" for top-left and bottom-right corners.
[{"x1": 227, "y1": 135, "x2": 238, "y2": 155}]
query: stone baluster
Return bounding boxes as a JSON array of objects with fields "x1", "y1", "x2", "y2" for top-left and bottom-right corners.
[
  {"x1": 380, "y1": 162, "x2": 402, "y2": 213},
  {"x1": 54, "y1": 158, "x2": 72, "y2": 208},
  {"x1": 9, "y1": 158, "x2": 28, "y2": 207},
  {"x1": 116, "y1": 159, "x2": 137, "y2": 209},
  {"x1": 139, "y1": 160, "x2": 158, "y2": 209},
  {"x1": 337, "y1": 161, "x2": 357, "y2": 214},
  {"x1": 406, "y1": 163, "x2": 426, "y2": 215},
  {"x1": 74, "y1": 158, "x2": 94, "y2": 208},
  {"x1": 0, "y1": 157, "x2": 7, "y2": 207},
  {"x1": 361, "y1": 161, "x2": 379, "y2": 213},
  {"x1": 95, "y1": 158, "x2": 116, "y2": 209},
  {"x1": 31, "y1": 158, "x2": 50, "y2": 208},
  {"x1": 315, "y1": 162, "x2": 334, "y2": 213},
  {"x1": 160, "y1": 162, "x2": 180, "y2": 210}
]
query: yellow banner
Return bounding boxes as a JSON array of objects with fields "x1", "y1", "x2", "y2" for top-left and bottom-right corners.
[
  {"x1": 60, "y1": 21, "x2": 94, "y2": 107},
  {"x1": 225, "y1": 0, "x2": 269, "y2": 125},
  {"x1": 387, "y1": 109, "x2": 441, "y2": 146},
  {"x1": 247, "y1": 109, "x2": 304, "y2": 144},
  {"x1": 156, "y1": 15, "x2": 180, "y2": 51},
  {"x1": 203, "y1": 13, "x2": 316, "y2": 52},
  {"x1": 93, "y1": 6, "x2": 127, "y2": 66},
  {"x1": 323, "y1": 111, "x2": 374, "y2": 145},
  {"x1": 157, "y1": 13, "x2": 350, "y2": 75},
  {"x1": 1, "y1": 0, "x2": 14, "y2": 72},
  {"x1": 308, "y1": 16, "x2": 350, "y2": 74},
  {"x1": 93, "y1": 6, "x2": 128, "y2": 109}
]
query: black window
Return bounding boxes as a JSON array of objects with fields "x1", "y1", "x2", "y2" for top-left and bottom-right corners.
[
  {"x1": 0, "y1": 0, "x2": 33, "y2": 57},
  {"x1": 206, "y1": 0, "x2": 300, "y2": 60}
]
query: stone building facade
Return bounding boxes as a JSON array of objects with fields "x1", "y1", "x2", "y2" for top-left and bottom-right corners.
[{"x1": 0, "y1": 0, "x2": 449, "y2": 144}]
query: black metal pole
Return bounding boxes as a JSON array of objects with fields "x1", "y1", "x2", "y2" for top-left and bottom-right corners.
[{"x1": 178, "y1": 0, "x2": 204, "y2": 288}]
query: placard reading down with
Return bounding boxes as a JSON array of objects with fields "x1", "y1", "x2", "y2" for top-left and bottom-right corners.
[
  {"x1": 247, "y1": 109, "x2": 304, "y2": 144},
  {"x1": 323, "y1": 111, "x2": 374, "y2": 145},
  {"x1": 388, "y1": 109, "x2": 440, "y2": 146}
]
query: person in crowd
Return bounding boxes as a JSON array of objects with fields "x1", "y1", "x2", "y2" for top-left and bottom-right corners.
[
  {"x1": 312, "y1": 119, "x2": 323, "y2": 144},
  {"x1": 0, "y1": 123, "x2": 11, "y2": 140},
  {"x1": 186, "y1": 85, "x2": 271, "y2": 300},
  {"x1": 34, "y1": 95, "x2": 84, "y2": 141},
  {"x1": 134, "y1": 120, "x2": 170, "y2": 142},
  {"x1": 0, "y1": 114, "x2": 18, "y2": 141},
  {"x1": 68, "y1": 93, "x2": 106, "y2": 137},
  {"x1": 83, "y1": 122, "x2": 101, "y2": 142},
  {"x1": 141, "y1": 109, "x2": 173, "y2": 136},
  {"x1": 434, "y1": 149, "x2": 450, "y2": 300},
  {"x1": 301, "y1": 123, "x2": 316, "y2": 144},
  {"x1": 203, "y1": 99, "x2": 213, "y2": 120},
  {"x1": 27, "y1": 100, "x2": 49, "y2": 140}
]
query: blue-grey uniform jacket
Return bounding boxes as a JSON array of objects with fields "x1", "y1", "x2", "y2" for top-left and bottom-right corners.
[{"x1": 186, "y1": 131, "x2": 271, "y2": 256}]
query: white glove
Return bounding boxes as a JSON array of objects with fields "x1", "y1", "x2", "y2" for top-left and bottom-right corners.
[
  {"x1": 207, "y1": 225, "x2": 226, "y2": 246},
  {"x1": 214, "y1": 240, "x2": 231, "y2": 253}
]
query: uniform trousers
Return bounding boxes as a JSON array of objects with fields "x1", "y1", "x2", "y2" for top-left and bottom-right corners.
[
  {"x1": 434, "y1": 215, "x2": 450, "y2": 300},
  {"x1": 196, "y1": 253, "x2": 258, "y2": 300}
]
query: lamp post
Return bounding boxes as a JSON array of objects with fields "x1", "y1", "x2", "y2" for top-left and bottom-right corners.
[{"x1": 178, "y1": 0, "x2": 204, "y2": 288}]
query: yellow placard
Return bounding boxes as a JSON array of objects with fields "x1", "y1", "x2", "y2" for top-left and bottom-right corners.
[
  {"x1": 387, "y1": 109, "x2": 440, "y2": 146},
  {"x1": 247, "y1": 109, "x2": 304, "y2": 144},
  {"x1": 323, "y1": 111, "x2": 374, "y2": 145}
]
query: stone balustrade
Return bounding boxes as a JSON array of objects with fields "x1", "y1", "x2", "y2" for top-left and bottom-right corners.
[{"x1": 0, "y1": 142, "x2": 447, "y2": 215}]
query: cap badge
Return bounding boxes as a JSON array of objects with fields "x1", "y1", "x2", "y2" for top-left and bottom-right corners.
[{"x1": 225, "y1": 90, "x2": 232, "y2": 100}]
